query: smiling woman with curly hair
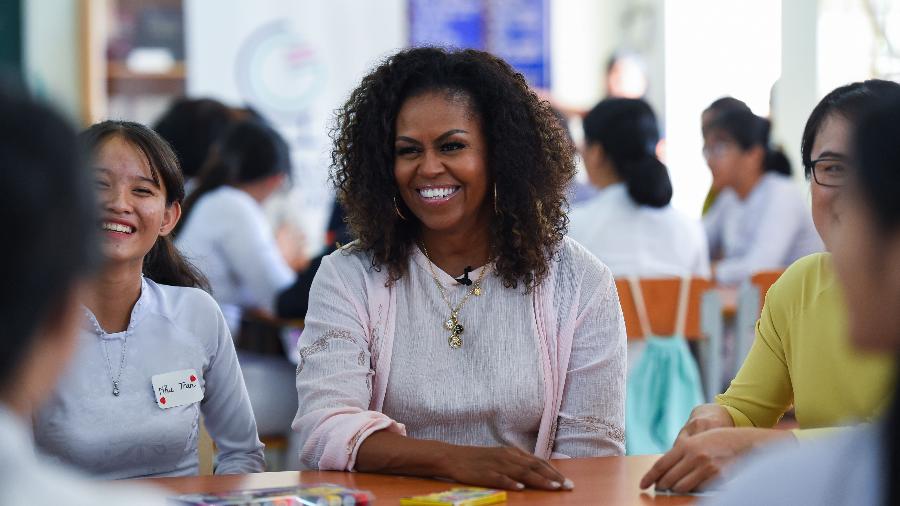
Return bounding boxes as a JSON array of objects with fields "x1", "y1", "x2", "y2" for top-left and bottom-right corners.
[{"x1": 293, "y1": 47, "x2": 626, "y2": 491}]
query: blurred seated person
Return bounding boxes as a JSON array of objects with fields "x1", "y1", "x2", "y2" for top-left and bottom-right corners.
[
  {"x1": 704, "y1": 84, "x2": 900, "y2": 506},
  {"x1": 700, "y1": 97, "x2": 752, "y2": 214},
  {"x1": 569, "y1": 98, "x2": 709, "y2": 279},
  {"x1": 702, "y1": 108, "x2": 822, "y2": 284},
  {"x1": 641, "y1": 80, "x2": 900, "y2": 494},
  {"x1": 176, "y1": 119, "x2": 307, "y2": 333},
  {"x1": 176, "y1": 119, "x2": 312, "y2": 454},
  {"x1": 0, "y1": 86, "x2": 164, "y2": 504}
]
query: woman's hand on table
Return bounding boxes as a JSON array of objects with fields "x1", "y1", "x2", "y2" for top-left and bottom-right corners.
[
  {"x1": 639, "y1": 427, "x2": 795, "y2": 494},
  {"x1": 440, "y1": 445, "x2": 574, "y2": 492},
  {"x1": 356, "y1": 431, "x2": 573, "y2": 492},
  {"x1": 677, "y1": 404, "x2": 735, "y2": 441}
]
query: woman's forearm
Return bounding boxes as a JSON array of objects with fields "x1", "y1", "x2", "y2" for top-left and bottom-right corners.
[{"x1": 354, "y1": 430, "x2": 454, "y2": 477}]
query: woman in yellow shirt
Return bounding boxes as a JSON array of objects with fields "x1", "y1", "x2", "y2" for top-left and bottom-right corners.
[{"x1": 641, "y1": 80, "x2": 900, "y2": 494}]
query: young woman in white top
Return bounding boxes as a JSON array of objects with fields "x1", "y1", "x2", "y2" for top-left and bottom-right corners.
[
  {"x1": 0, "y1": 89, "x2": 164, "y2": 504},
  {"x1": 702, "y1": 109, "x2": 823, "y2": 284},
  {"x1": 176, "y1": 119, "x2": 306, "y2": 334},
  {"x1": 569, "y1": 98, "x2": 710, "y2": 278},
  {"x1": 34, "y1": 121, "x2": 265, "y2": 479},
  {"x1": 706, "y1": 88, "x2": 900, "y2": 506},
  {"x1": 175, "y1": 119, "x2": 308, "y2": 458}
]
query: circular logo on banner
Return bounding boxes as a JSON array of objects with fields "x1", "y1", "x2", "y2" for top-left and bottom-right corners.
[{"x1": 236, "y1": 20, "x2": 325, "y2": 117}]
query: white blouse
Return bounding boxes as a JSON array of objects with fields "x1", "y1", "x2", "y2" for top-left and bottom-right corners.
[
  {"x1": 176, "y1": 186, "x2": 294, "y2": 332},
  {"x1": 0, "y1": 406, "x2": 166, "y2": 505},
  {"x1": 703, "y1": 173, "x2": 823, "y2": 284},
  {"x1": 568, "y1": 183, "x2": 710, "y2": 278},
  {"x1": 34, "y1": 278, "x2": 265, "y2": 479},
  {"x1": 381, "y1": 249, "x2": 545, "y2": 452}
]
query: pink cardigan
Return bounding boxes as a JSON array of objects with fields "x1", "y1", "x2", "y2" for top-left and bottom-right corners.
[{"x1": 294, "y1": 238, "x2": 621, "y2": 470}]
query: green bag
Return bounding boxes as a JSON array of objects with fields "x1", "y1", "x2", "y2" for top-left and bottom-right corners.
[{"x1": 623, "y1": 277, "x2": 705, "y2": 455}]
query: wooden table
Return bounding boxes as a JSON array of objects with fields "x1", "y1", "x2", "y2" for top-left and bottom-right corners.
[{"x1": 139, "y1": 455, "x2": 696, "y2": 505}]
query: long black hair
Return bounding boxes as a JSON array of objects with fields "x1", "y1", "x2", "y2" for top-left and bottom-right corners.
[
  {"x1": 706, "y1": 108, "x2": 791, "y2": 176},
  {"x1": 180, "y1": 119, "x2": 291, "y2": 229},
  {"x1": 801, "y1": 79, "x2": 900, "y2": 178},
  {"x1": 80, "y1": 121, "x2": 209, "y2": 290},
  {"x1": 582, "y1": 98, "x2": 671, "y2": 208},
  {"x1": 852, "y1": 98, "x2": 900, "y2": 506},
  {"x1": 0, "y1": 88, "x2": 100, "y2": 384},
  {"x1": 153, "y1": 98, "x2": 233, "y2": 179}
]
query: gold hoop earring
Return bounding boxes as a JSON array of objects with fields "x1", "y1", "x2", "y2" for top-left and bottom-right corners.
[
  {"x1": 393, "y1": 196, "x2": 408, "y2": 221},
  {"x1": 493, "y1": 183, "x2": 500, "y2": 215}
]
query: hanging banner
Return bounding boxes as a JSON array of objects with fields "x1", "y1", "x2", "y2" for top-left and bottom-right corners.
[
  {"x1": 186, "y1": 0, "x2": 406, "y2": 252},
  {"x1": 409, "y1": 0, "x2": 550, "y2": 89}
]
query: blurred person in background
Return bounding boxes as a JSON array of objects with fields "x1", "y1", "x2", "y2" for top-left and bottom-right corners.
[
  {"x1": 569, "y1": 97, "x2": 709, "y2": 280},
  {"x1": 702, "y1": 108, "x2": 822, "y2": 284},
  {"x1": 176, "y1": 118, "x2": 309, "y2": 464},
  {"x1": 605, "y1": 49, "x2": 648, "y2": 100},
  {"x1": 568, "y1": 97, "x2": 709, "y2": 454},
  {"x1": 699, "y1": 97, "x2": 753, "y2": 214}
]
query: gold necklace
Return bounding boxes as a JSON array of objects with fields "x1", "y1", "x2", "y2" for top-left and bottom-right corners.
[{"x1": 420, "y1": 244, "x2": 489, "y2": 349}]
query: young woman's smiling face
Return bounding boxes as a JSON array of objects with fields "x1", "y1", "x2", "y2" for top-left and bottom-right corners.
[
  {"x1": 93, "y1": 135, "x2": 181, "y2": 266},
  {"x1": 393, "y1": 90, "x2": 492, "y2": 238}
]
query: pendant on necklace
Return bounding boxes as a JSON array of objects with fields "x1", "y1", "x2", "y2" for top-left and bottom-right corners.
[
  {"x1": 473, "y1": 285, "x2": 482, "y2": 296},
  {"x1": 112, "y1": 381, "x2": 120, "y2": 397},
  {"x1": 444, "y1": 313, "x2": 464, "y2": 348}
]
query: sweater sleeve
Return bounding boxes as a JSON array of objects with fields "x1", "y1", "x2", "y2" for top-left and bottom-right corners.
[
  {"x1": 198, "y1": 295, "x2": 266, "y2": 474},
  {"x1": 552, "y1": 251, "x2": 627, "y2": 457},
  {"x1": 292, "y1": 253, "x2": 405, "y2": 471}
]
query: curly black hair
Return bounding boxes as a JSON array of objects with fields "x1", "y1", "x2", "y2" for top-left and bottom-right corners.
[{"x1": 331, "y1": 47, "x2": 575, "y2": 290}]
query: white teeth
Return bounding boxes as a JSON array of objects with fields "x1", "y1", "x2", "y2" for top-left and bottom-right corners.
[
  {"x1": 418, "y1": 187, "x2": 457, "y2": 199},
  {"x1": 102, "y1": 222, "x2": 134, "y2": 234}
]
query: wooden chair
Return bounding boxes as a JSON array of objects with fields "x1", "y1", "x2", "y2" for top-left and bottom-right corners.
[
  {"x1": 615, "y1": 277, "x2": 723, "y2": 401},
  {"x1": 198, "y1": 417, "x2": 215, "y2": 476},
  {"x1": 735, "y1": 270, "x2": 785, "y2": 366}
]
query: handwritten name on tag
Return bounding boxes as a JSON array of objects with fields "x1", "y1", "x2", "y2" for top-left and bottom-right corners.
[{"x1": 151, "y1": 369, "x2": 203, "y2": 409}]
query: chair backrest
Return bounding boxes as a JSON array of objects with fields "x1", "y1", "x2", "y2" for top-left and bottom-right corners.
[
  {"x1": 198, "y1": 417, "x2": 215, "y2": 476},
  {"x1": 616, "y1": 278, "x2": 714, "y2": 341},
  {"x1": 750, "y1": 270, "x2": 785, "y2": 308}
]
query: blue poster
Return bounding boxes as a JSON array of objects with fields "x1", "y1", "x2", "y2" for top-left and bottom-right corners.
[{"x1": 408, "y1": 0, "x2": 550, "y2": 89}]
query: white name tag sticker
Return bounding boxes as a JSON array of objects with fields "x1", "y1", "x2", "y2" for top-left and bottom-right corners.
[{"x1": 151, "y1": 369, "x2": 203, "y2": 409}]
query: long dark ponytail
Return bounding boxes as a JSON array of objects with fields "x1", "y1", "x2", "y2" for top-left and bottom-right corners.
[
  {"x1": 80, "y1": 121, "x2": 209, "y2": 291},
  {"x1": 706, "y1": 108, "x2": 791, "y2": 176},
  {"x1": 582, "y1": 98, "x2": 672, "y2": 208},
  {"x1": 179, "y1": 119, "x2": 291, "y2": 231}
]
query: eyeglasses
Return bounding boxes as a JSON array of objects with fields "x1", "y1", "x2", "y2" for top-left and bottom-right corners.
[
  {"x1": 809, "y1": 157, "x2": 851, "y2": 187},
  {"x1": 702, "y1": 141, "x2": 736, "y2": 160}
]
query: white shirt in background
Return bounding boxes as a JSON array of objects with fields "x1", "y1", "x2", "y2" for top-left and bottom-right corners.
[
  {"x1": 0, "y1": 405, "x2": 166, "y2": 505},
  {"x1": 703, "y1": 173, "x2": 824, "y2": 285},
  {"x1": 704, "y1": 424, "x2": 882, "y2": 506},
  {"x1": 568, "y1": 183, "x2": 711, "y2": 278},
  {"x1": 34, "y1": 277, "x2": 265, "y2": 479},
  {"x1": 176, "y1": 186, "x2": 295, "y2": 333}
]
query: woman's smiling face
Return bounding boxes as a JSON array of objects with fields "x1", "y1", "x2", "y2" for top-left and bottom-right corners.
[
  {"x1": 93, "y1": 135, "x2": 181, "y2": 266},
  {"x1": 393, "y1": 90, "x2": 492, "y2": 237}
]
